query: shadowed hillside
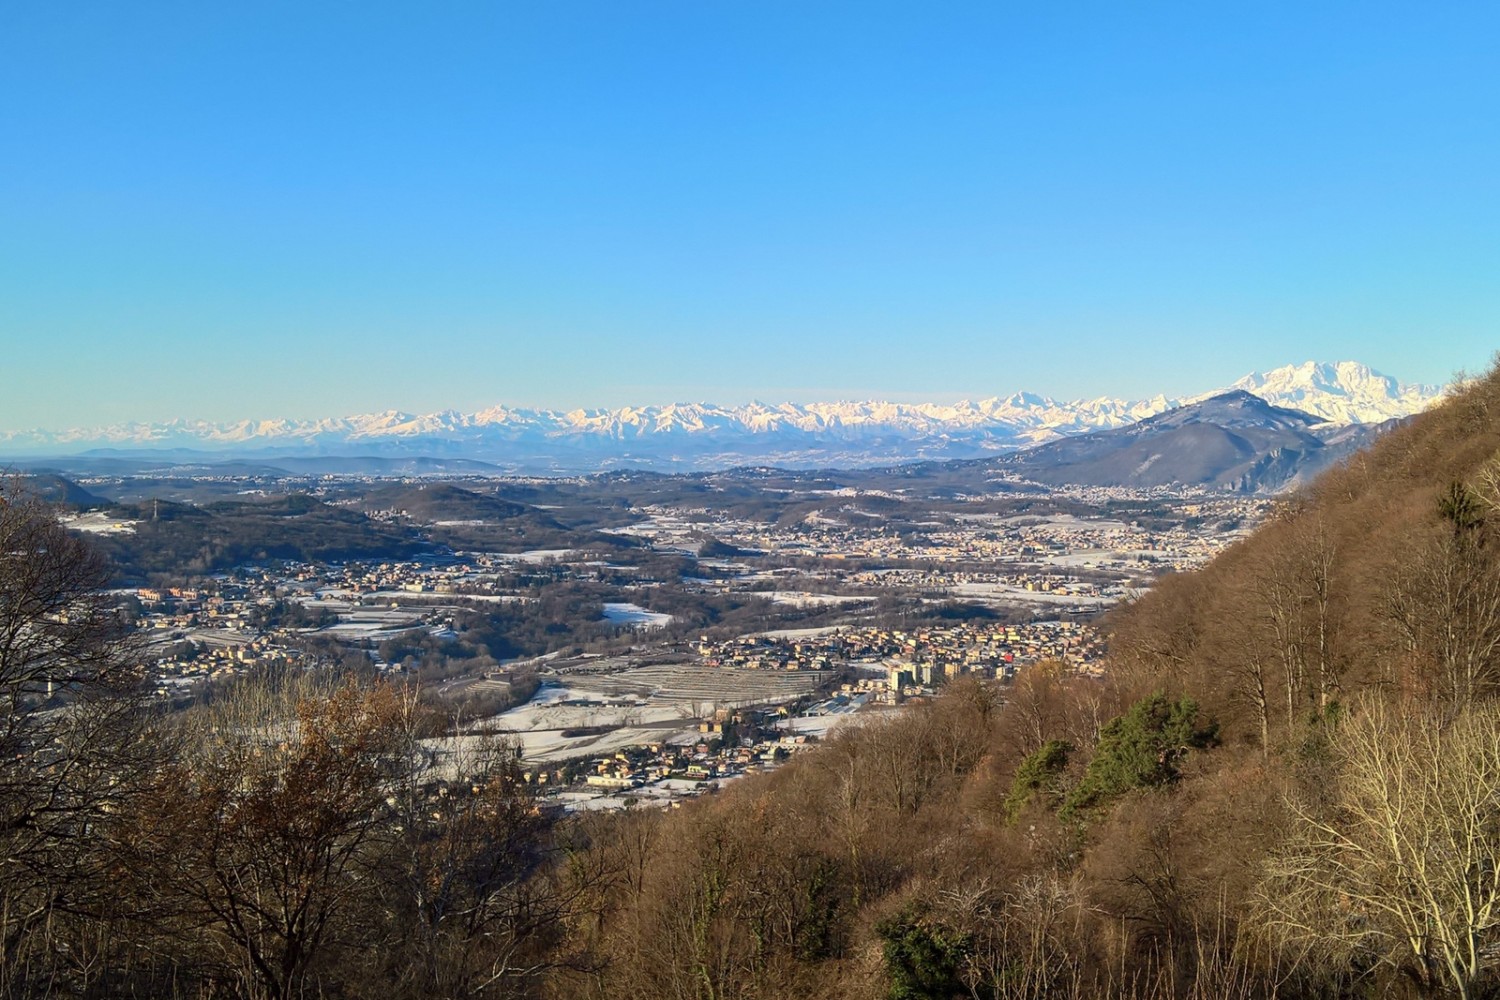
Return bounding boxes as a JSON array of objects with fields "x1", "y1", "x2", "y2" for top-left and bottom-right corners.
[
  {"x1": 356, "y1": 482, "x2": 540, "y2": 522},
  {"x1": 96, "y1": 493, "x2": 427, "y2": 578},
  {"x1": 995, "y1": 390, "x2": 1392, "y2": 491}
]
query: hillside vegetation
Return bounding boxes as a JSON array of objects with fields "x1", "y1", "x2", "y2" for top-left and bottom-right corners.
[
  {"x1": 97, "y1": 494, "x2": 427, "y2": 578},
  {"x1": 1, "y1": 362, "x2": 1498, "y2": 999}
]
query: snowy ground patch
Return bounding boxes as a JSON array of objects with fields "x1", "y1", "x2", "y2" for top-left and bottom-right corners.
[
  {"x1": 767, "y1": 591, "x2": 874, "y2": 607},
  {"x1": 60, "y1": 513, "x2": 137, "y2": 535},
  {"x1": 601, "y1": 603, "x2": 674, "y2": 628}
]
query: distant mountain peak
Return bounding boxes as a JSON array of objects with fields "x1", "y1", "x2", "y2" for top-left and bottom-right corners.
[{"x1": 1217, "y1": 360, "x2": 1442, "y2": 424}]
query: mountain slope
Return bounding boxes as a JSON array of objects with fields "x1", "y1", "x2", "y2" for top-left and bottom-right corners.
[
  {"x1": 14, "y1": 473, "x2": 110, "y2": 508},
  {"x1": 995, "y1": 391, "x2": 1390, "y2": 491}
]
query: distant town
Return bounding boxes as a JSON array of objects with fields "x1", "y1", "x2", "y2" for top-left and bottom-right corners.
[{"x1": 45, "y1": 464, "x2": 1271, "y2": 813}]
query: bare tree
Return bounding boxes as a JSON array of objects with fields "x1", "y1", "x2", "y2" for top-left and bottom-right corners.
[
  {"x1": 1260, "y1": 698, "x2": 1500, "y2": 1000},
  {"x1": 374, "y1": 691, "x2": 575, "y2": 999},
  {"x1": 816, "y1": 733, "x2": 870, "y2": 911},
  {"x1": 0, "y1": 481, "x2": 152, "y2": 991},
  {"x1": 1213, "y1": 589, "x2": 1273, "y2": 753},
  {"x1": 1385, "y1": 523, "x2": 1500, "y2": 709},
  {"x1": 1218, "y1": 515, "x2": 1349, "y2": 751},
  {"x1": 126, "y1": 678, "x2": 409, "y2": 999}
]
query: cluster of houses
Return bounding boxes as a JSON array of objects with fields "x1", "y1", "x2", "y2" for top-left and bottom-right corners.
[
  {"x1": 528, "y1": 709, "x2": 820, "y2": 811},
  {"x1": 697, "y1": 621, "x2": 1100, "y2": 678},
  {"x1": 669, "y1": 487, "x2": 1267, "y2": 571},
  {"x1": 524, "y1": 620, "x2": 1105, "y2": 812}
]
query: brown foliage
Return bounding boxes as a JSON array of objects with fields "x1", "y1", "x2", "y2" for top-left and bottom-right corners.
[{"x1": 0, "y1": 481, "x2": 155, "y2": 994}]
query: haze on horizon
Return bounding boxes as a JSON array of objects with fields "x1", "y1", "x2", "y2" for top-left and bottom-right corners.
[{"x1": 2, "y1": 3, "x2": 1497, "y2": 430}]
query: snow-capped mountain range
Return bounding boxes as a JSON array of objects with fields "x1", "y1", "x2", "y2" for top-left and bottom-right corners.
[
  {"x1": 0, "y1": 361, "x2": 1444, "y2": 473},
  {"x1": 1218, "y1": 360, "x2": 1442, "y2": 425}
]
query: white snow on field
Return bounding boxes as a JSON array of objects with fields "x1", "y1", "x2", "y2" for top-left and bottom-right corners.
[
  {"x1": 773, "y1": 713, "x2": 873, "y2": 738},
  {"x1": 495, "y1": 684, "x2": 687, "y2": 733},
  {"x1": 440, "y1": 593, "x2": 532, "y2": 603},
  {"x1": 767, "y1": 591, "x2": 874, "y2": 607},
  {"x1": 481, "y1": 659, "x2": 832, "y2": 763},
  {"x1": 1038, "y1": 551, "x2": 1178, "y2": 571},
  {"x1": 555, "y1": 793, "x2": 652, "y2": 812},
  {"x1": 182, "y1": 628, "x2": 255, "y2": 648},
  {"x1": 757, "y1": 626, "x2": 847, "y2": 639},
  {"x1": 517, "y1": 725, "x2": 700, "y2": 763},
  {"x1": 484, "y1": 683, "x2": 698, "y2": 762},
  {"x1": 775, "y1": 716, "x2": 845, "y2": 737},
  {"x1": 601, "y1": 603, "x2": 674, "y2": 628},
  {"x1": 698, "y1": 559, "x2": 756, "y2": 571},
  {"x1": 317, "y1": 621, "x2": 426, "y2": 638},
  {"x1": 493, "y1": 548, "x2": 577, "y2": 563},
  {"x1": 991, "y1": 513, "x2": 1135, "y2": 531},
  {"x1": 310, "y1": 589, "x2": 527, "y2": 605},
  {"x1": 600, "y1": 522, "x2": 656, "y2": 536},
  {"x1": 60, "y1": 513, "x2": 137, "y2": 535}
]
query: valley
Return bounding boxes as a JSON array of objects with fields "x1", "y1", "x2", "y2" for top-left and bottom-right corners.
[{"x1": 51, "y1": 446, "x2": 1266, "y2": 811}]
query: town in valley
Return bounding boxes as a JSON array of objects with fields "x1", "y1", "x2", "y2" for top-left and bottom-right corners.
[{"x1": 44, "y1": 463, "x2": 1268, "y2": 813}]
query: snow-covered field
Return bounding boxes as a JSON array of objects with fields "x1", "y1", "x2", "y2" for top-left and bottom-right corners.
[
  {"x1": 487, "y1": 663, "x2": 831, "y2": 763},
  {"x1": 774, "y1": 715, "x2": 856, "y2": 738},
  {"x1": 757, "y1": 625, "x2": 848, "y2": 639},
  {"x1": 492, "y1": 549, "x2": 578, "y2": 563},
  {"x1": 767, "y1": 591, "x2": 874, "y2": 607},
  {"x1": 60, "y1": 513, "x2": 137, "y2": 535},
  {"x1": 1038, "y1": 550, "x2": 1186, "y2": 570},
  {"x1": 487, "y1": 683, "x2": 697, "y2": 763},
  {"x1": 316, "y1": 621, "x2": 426, "y2": 638},
  {"x1": 774, "y1": 694, "x2": 877, "y2": 738},
  {"x1": 601, "y1": 603, "x2": 674, "y2": 628},
  {"x1": 496, "y1": 684, "x2": 688, "y2": 733},
  {"x1": 517, "y1": 724, "x2": 698, "y2": 763},
  {"x1": 311, "y1": 589, "x2": 528, "y2": 605}
]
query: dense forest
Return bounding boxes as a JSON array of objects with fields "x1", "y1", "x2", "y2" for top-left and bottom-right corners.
[{"x1": 4, "y1": 361, "x2": 1500, "y2": 999}]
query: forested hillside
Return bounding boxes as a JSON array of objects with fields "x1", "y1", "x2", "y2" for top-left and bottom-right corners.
[{"x1": 1, "y1": 362, "x2": 1497, "y2": 999}]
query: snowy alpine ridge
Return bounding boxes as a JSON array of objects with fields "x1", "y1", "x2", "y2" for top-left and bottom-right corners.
[
  {"x1": 1216, "y1": 361, "x2": 1443, "y2": 424},
  {"x1": 0, "y1": 361, "x2": 1445, "y2": 473}
]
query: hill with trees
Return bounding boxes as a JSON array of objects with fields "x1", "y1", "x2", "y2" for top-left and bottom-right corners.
[
  {"x1": 12, "y1": 472, "x2": 110, "y2": 508},
  {"x1": 356, "y1": 482, "x2": 540, "y2": 522},
  {"x1": 97, "y1": 493, "x2": 427, "y2": 579}
]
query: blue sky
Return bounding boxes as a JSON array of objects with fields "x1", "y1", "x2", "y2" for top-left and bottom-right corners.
[{"x1": 2, "y1": 2, "x2": 1497, "y2": 428}]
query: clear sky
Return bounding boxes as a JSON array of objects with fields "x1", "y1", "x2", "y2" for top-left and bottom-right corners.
[{"x1": 2, "y1": 2, "x2": 1497, "y2": 429}]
